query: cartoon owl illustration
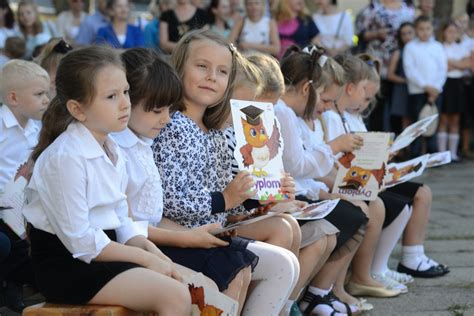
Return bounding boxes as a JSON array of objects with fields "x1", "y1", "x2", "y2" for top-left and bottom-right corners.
[
  {"x1": 239, "y1": 105, "x2": 280, "y2": 177},
  {"x1": 339, "y1": 164, "x2": 386, "y2": 190}
]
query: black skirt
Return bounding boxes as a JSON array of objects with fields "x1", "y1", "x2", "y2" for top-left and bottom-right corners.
[
  {"x1": 379, "y1": 191, "x2": 411, "y2": 228},
  {"x1": 296, "y1": 196, "x2": 368, "y2": 250},
  {"x1": 159, "y1": 236, "x2": 258, "y2": 292},
  {"x1": 442, "y1": 78, "x2": 466, "y2": 114},
  {"x1": 386, "y1": 181, "x2": 423, "y2": 203},
  {"x1": 29, "y1": 226, "x2": 141, "y2": 305}
]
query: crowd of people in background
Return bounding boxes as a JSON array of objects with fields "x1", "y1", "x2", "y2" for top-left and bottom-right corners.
[{"x1": 1, "y1": 0, "x2": 474, "y2": 315}]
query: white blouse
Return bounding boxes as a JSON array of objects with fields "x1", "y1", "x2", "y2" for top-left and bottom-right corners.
[
  {"x1": 0, "y1": 105, "x2": 40, "y2": 189},
  {"x1": 344, "y1": 112, "x2": 367, "y2": 132},
  {"x1": 240, "y1": 16, "x2": 271, "y2": 46},
  {"x1": 443, "y1": 41, "x2": 471, "y2": 78},
  {"x1": 312, "y1": 10, "x2": 353, "y2": 50},
  {"x1": 112, "y1": 128, "x2": 163, "y2": 226},
  {"x1": 321, "y1": 110, "x2": 348, "y2": 142},
  {"x1": 274, "y1": 99, "x2": 335, "y2": 182},
  {"x1": 23, "y1": 122, "x2": 145, "y2": 263}
]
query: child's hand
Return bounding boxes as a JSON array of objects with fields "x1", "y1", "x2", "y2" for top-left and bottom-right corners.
[
  {"x1": 280, "y1": 172, "x2": 296, "y2": 201},
  {"x1": 223, "y1": 171, "x2": 256, "y2": 210},
  {"x1": 187, "y1": 223, "x2": 230, "y2": 248},
  {"x1": 270, "y1": 200, "x2": 308, "y2": 213},
  {"x1": 330, "y1": 134, "x2": 364, "y2": 153},
  {"x1": 319, "y1": 190, "x2": 345, "y2": 201},
  {"x1": 144, "y1": 253, "x2": 183, "y2": 281}
]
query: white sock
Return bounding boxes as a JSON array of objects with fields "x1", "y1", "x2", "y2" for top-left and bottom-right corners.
[
  {"x1": 372, "y1": 205, "x2": 411, "y2": 275},
  {"x1": 401, "y1": 244, "x2": 432, "y2": 271},
  {"x1": 437, "y1": 132, "x2": 448, "y2": 152},
  {"x1": 448, "y1": 133, "x2": 460, "y2": 159},
  {"x1": 300, "y1": 286, "x2": 350, "y2": 315},
  {"x1": 244, "y1": 242, "x2": 299, "y2": 316}
]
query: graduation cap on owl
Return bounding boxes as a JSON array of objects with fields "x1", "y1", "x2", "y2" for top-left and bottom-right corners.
[{"x1": 241, "y1": 105, "x2": 264, "y2": 126}]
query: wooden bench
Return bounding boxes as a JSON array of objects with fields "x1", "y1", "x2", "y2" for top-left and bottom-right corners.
[{"x1": 23, "y1": 302, "x2": 146, "y2": 315}]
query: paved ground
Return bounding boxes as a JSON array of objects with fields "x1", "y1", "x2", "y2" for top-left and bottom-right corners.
[{"x1": 1, "y1": 160, "x2": 473, "y2": 316}]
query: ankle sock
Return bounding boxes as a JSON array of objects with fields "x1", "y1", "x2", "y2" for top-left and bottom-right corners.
[
  {"x1": 401, "y1": 245, "x2": 436, "y2": 271},
  {"x1": 448, "y1": 133, "x2": 460, "y2": 159},
  {"x1": 300, "y1": 287, "x2": 350, "y2": 315},
  {"x1": 437, "y1": 132, "x2": 448, "y2": 152}
]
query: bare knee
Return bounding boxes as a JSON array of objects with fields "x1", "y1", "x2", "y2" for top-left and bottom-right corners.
[
  {"x1": 307, "y1": 236, "x2": 328, "y2": 257},
  {"x1": 265, "y1": 217, "x2": 293, "y2": 249},
  {"x1": 416, "y1": 185, "x2": 432, "y2": 204},
  {"x1": 156, "y1": 283, "x2": 191, "y2": 315}
]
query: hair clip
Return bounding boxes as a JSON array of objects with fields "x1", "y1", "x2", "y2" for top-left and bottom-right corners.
[
  {"x1": 53, "y1": 39, "x2": 73, "y2": 54},
  {"x1": 302, "y1": 45, "x2": 317, "y2": 55},
  {"x1": 229, "y1": 42, "x2": 237, "y2": 54},
  {"x1": 366, "y1": 60, "x2": 375, "y2": 67},
  {"x1": 318, "y1": 55, "x2": 328, "y2": 67},
  {"x1": 308, "y1": 80, "x2": 313, "y2": 84}
]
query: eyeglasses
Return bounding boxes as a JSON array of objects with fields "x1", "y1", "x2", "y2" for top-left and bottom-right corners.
[{"x1": 53, "y1": 39, "x2": 73, "y2": 54}]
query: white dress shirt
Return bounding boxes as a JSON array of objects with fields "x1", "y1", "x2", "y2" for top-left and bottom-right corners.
[
  {"x1": 112, "y1": 128, "x2": 163, "y2": 226},
  {"x1": 312, "y1": 10, "x2": 353, "y2": 50},
  {"x1": 294, "y1": 117, "x2": 330, "y2": 199},
  {"x1": 321, "y1": 110, "x2": 348, "y2": 142},
  {"x1": 403, "y1": 38, "x2": 448, "y2": 94},
  {"x1": 344, "y1": 112, "x2": 368, "y2": 132},
  {"x1": 275, "y1": 99, "x2": 335, "y2": 184},
  {"x1": 0, "y1": 105, "x2": 40, "y2": 190},
  {"x1": 443, "y1": 41, "x2": 471, "y2": 78},
  {"x1": 23, "y1": 122, "x2": 145, "y2": 263}
]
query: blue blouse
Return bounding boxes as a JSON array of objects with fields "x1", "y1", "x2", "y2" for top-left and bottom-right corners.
[{"x1": 96, "y1": 24, "x2": 144, "y2": 49}]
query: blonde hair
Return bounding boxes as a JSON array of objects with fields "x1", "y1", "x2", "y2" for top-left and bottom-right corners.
[
  {"x1": 0, "y1": 60, "x2": 49, "y2": 103},
  {"x1": 35, "y1": 38, "x2": 71, "y2": 74},
  {"x1": 322, "y1": 57, "x2": 346, "y2": 87},
  {"x1": 273, "y1": 0, "x2": 310, "y2": 22},
  {"x1": 17, "y1": 0, "x2": 43, "y2": 36},
  {"x1": 171, "y1": 30, "x2": 238, "y2": 130},
  {"x1": 246, "y1": 52, "x2": 285, "y2": 97},
  {"x1": 233, "y1": 53, "x2": 264, "y2": 99}
]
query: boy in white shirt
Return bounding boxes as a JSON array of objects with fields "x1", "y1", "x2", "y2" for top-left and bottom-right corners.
[
  {"x1": 0, "y1": 60, "x2": 50, "y2": 188},
  {"x1": 0, "y1": 60, "x2": 49, "y2": 313},
  {"x1": 403, "y1": 15, "x2": 447, "y2": 157}
]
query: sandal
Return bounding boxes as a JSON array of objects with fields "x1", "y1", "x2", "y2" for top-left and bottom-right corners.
[
  {"x1": 300, "y1": 291, "x2": 350, "y2": 316},
  {"x1": 327, "y1": 292, "x2": 358, "y2": 315}
]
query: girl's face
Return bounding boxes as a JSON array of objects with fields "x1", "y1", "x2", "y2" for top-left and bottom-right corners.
[
  {"x1": 129, "y1": 104, "x2": 171, "y2": 139},
  {"x1": 182, "y1": 39, "x2": 232, "y2": 109},
  {"x1": 214, "y1": 0, "x2": 230, "y2": 19},
  {"x1": 342, "y1": 79, "x2": 367, "y2": 110},
  {"x1": 314, "y1": 0, "x2": 330, "y2": 9},
  {"x1": 347, "y1": 80, "x2": 378, "y2": 114},
  {"x1": 443, "y1": 24, "x2": 459, "y2": 44},
  {"x1": 400, "y1": 25, "x2": 415, "y2": 44},
  {"x1": 18, "y1": 5, "x2": 37, "y2": 28},
  {"x1": 245, "y1": 0, "x2": 263, "y2": 20},
  {"x1": 110, "y1": 0, "x2": 130, "y2": 21},
  {"x1": 79, "y1": 65, "x2": 131, "y2": 143},
  {"x1": 289, "y1": 0, "x2": 304, "y2": 13},
  {"x1": 317, "y1": 83, "x2": 341, "y2": 116},
  {"x1": 68, "y1": 0, "x2": 84, "y2": 12}
]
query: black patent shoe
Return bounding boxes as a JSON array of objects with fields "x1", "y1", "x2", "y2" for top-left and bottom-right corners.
[{"x1": 397, "y1": 262, "x2": 446, "y2": 278}]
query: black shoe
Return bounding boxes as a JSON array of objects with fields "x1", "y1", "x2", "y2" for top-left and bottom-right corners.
[
  {"x1": 2, "y1": 282, "x2": 26, "y2": 313},
  {"x1": 300, "y1": 290, "x2": 352, "y2": 316},
  {"x1": 397, "y1": 263, "x2": 446, "y2": 278}
]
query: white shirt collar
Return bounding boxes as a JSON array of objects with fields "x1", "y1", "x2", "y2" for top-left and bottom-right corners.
[
  {"x1": 68, "y1": 122, "x2": 120, "y2": 161},
  {"x1": 1, "y1": 105, "x2": 41, "y2": 136},
  {"x1": 112, "y1": 128, "x2": 153, "y2": 148}
]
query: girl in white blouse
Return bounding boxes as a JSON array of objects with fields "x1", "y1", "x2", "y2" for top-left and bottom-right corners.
[{"x1": 23, "y1": 46, "x2": 191, "y2": 315}]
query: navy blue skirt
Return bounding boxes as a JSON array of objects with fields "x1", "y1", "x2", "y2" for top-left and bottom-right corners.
[{"x1": 160, "y1": 236, "x2": 258, "y2": 291}]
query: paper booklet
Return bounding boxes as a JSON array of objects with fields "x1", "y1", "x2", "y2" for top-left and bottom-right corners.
[
  {"x1": 230, "y1": 99, "x2": 288, "y2": 202},
  {"x1": 383, "y1": 154, "x2": 430, "y2": 188},
  {"x1": 332, "y1": 132, "x2": 391, "y2": 201},
  {"x1": 291, "y1": 199, "x2": 340, "y2": 220},
  {"x1": 389, "y1": 114, "x2": 439, "y2": 154},
  {"x1": 0, "y1": 162, "x2": 32, "y2": 239},
  {"x1": 210, "y1": 208, "x2": 286, "y2": 235},
  {"x1": 184, "y1": 273, "x2": 238, "y2": 316},
  {"x1": 426, "y1": 151, "x2": 452, "y2": 168}
]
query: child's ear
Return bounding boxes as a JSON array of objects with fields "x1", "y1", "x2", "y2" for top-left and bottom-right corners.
[
  {"x1": 5, "y1": 91, "x2": 19, "y2": 107},
  {"x1": 66, "y1": 100, "x2": 87, "y2": 122},
  {"x1": 302, "y1": 81, "x2": 312, "y2": 97},
  {"x1": 345, "y1": 82, "x2": 354, "y2": 96}
]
